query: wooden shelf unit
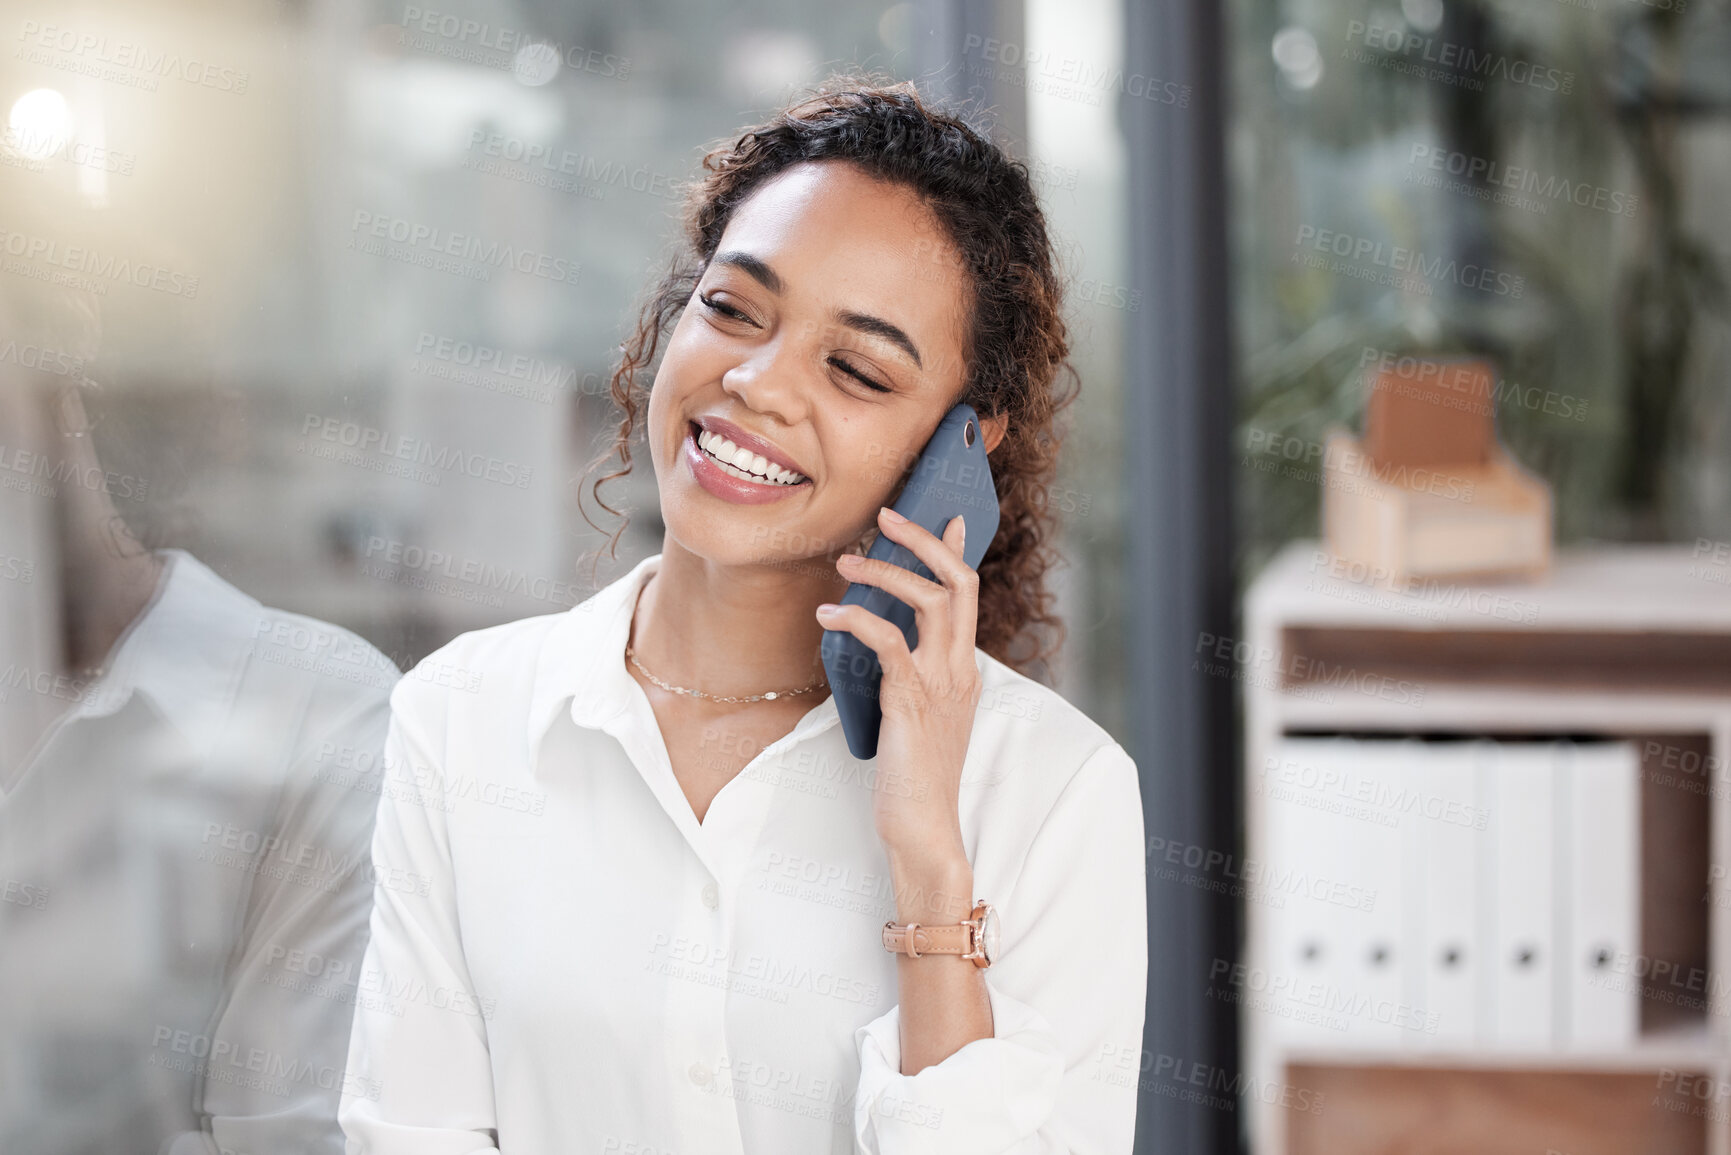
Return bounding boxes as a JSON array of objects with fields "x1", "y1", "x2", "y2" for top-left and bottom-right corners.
[{"x1": 1242, "y1": 541, "x2": 1731, "y2": 1155}]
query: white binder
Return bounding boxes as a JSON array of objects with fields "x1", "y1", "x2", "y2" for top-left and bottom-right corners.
[
  {"x1": 1345, "y1": 738, "x2": 1416, "y2": 1046},
  {"x1": 1561, "y1": 740, "x2": 1641, "y2": 1047},
  {"x1": 1411, "y1": 739, "x2": 1485, "y2": 1047},
  {"x1": 1259, "y1": 737, "x2": 1349, "y2": 1046},
  {"x1": 1484, "y1": 741, "x2": 1560, "y2": 1048},
  {"x1": 1262, "y1": 737, "x2": 1410, "y2": 1045}
]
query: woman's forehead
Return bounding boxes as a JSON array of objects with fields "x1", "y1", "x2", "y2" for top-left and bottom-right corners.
[{"x1": 714, "y1": 163, "x2": 970, "y2": 350}]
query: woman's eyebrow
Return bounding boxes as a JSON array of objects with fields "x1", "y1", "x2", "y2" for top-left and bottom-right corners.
[
  {"x1": 712, "y1": 250, "x2": 782, "y2": 293},
  {"x1": 711, "y1": 249, "x2": 923, "y2": 370},
  {"x1": 834, "y1": 309, "x2": 923, "y2": 370}
]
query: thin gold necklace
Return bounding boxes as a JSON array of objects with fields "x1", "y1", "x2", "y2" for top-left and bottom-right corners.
[
  {"x1": 625, "y1": 582, "x2": 825, "y2": 703},
  {"x1": 625, "y1": 644, "x2": 826, "y2": 703}
]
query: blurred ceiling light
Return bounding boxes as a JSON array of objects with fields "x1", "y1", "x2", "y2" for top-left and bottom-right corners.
[
  {"x1": 349, "y1": 59, "x2": 563, "y2": 169},
  {"x1": 879, "y1": 3, "x2": 914, "y2": 55},
  {"x1": 8, "y1": 88, "x2": 72, "y2": 160},
  {"x1": 513, "y1": 42, "x2": 560, "y2": 87},
  {"x1": 1271, "y1": 27, "x2": 1323, "y2": 91},
  {"x1": 722, "y1": 30, "x2": 821, "y2": 103},
  {"x1": 1401, "y1": 0, "x2": 1445, "y2": 33}
]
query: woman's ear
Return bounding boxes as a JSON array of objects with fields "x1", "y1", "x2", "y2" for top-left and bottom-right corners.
[{"x1": 980, "y1": 413, "x2": 1008, "y2": 454}]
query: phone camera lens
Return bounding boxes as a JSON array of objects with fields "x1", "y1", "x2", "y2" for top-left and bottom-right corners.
[{"x1": 963, "y1": 420, "x2": 976, "y2": 447}]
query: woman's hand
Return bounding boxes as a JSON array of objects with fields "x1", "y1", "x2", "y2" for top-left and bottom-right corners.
[{"x1": 815, "y1": 506, "x2": 982, "y2": 891}]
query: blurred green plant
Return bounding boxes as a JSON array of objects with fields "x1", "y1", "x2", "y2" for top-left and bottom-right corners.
[{"x1": 1230, "y1": 0, "x2": 1730, "y2": 577}]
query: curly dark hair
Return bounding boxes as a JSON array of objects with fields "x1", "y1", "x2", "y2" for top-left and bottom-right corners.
[{"x1": 580, "y1": 72, "x2": 1080, "y2": 678}]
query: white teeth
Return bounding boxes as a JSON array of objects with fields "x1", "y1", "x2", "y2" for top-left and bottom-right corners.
[{"x1": 695, "y1": 427, "x2": 807, "y2": 485}]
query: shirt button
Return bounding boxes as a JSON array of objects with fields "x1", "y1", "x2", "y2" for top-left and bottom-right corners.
[
  {"x1": 689, "y1": 1061, "x2": 711, "y2": 1086},
  {"x1": 701, "y1": 881, "x2": 719, "y2": 909}
]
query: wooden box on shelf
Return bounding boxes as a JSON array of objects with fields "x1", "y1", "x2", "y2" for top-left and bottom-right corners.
[{"x1": 1320, "y1": 358, "x2": 1552, "y2": 585}]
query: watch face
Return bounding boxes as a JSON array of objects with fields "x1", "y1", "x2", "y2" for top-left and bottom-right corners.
[{"x1": 980, "y1": 905, "x2": 1000, "y2": 963}]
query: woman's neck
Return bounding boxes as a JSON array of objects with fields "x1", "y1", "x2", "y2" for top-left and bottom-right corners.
[{"x1": 631, "y1": 536, "x2": 849, "y2": 699}]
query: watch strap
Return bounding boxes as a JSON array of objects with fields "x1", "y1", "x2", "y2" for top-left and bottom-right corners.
[{"x1": 881, "y1": 920, "x2": 973, "y2": 958}]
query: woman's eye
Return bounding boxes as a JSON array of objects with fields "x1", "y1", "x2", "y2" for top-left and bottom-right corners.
[
  {"x1": 699, "y1": 292, "x2": 753, "y2": 324},
  {"x1": 828, "y1": 355, "x2": 891, "y2": 394}
]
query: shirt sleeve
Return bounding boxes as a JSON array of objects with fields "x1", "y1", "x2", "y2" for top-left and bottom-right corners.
[
  {"x1": 199, "y1": 689, "x2": 393, "y2": 1155},
  {"x1": 338, "y1": 676, "x2": 501, "y2": 1154},
  {"x1": 851, "y1": 741, "x2": 1149, "y2": 1154}
]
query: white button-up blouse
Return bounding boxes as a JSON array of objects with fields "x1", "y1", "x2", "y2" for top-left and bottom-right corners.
[{"x1": 338, "y1": 552, "x2": 1148, "y2": 1154}]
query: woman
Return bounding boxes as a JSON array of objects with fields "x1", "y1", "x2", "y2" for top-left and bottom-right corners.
[{"x1": 340, "y1": 77, "x2": 1148, "y2": 1154}]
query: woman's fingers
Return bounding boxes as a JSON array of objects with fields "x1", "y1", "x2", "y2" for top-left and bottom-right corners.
[
  {"x1": 871, "y1": 508, "x2": 979, "y2": 653},
  {"x1": 815, "y1": 601, "x2": 914, "y2": 682},
  {"x1": 834, "y1": 552, "x2": 952, "y2": 648}
]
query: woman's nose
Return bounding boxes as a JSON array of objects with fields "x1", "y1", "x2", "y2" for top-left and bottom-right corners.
[{"x1": 721, "y1": 340, "x2": 809, "y2": 425}]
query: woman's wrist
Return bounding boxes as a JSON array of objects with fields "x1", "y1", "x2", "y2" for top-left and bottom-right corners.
[{"x1": 886, "y1": 841, "x2": 975, "y2": 924}]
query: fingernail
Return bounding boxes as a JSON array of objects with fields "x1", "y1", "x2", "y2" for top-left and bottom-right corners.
[
  {"x1": 816, "y1": 603, "x2": 839, "y2": 617},
  {"x1": 837, "y1": 553, "x2": 860, "y2": 568},
  {"x1": 954, "y1": 517, "x2": 966, "y2": 547},
  {"x1": 880, "y1": 507, "x2": 906, "y2": 523}
]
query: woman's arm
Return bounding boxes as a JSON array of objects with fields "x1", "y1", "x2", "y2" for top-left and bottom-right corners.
[
  {"x1": 852, "y1": 741, "x2": 1150, "y2": 1154},
  {"x1": 886, "y1": 845, "x2": 992, "y2": 1075},
  {"x1": 338, "y1": 675, "x2": 502, "y2": 1154},
  {"x1": 819, "y1": 508, "x2": 1148, "y2": 1152}
]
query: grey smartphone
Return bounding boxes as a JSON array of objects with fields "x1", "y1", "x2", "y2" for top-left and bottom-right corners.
[{"x1": 820, "y1": 401, "x2": 999, "y2": 760}]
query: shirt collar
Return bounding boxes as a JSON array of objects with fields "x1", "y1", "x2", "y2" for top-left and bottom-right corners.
[
  {"x1": 528, "y1": 552, "x2": 841, "y2": 756},
  {"x1": 77, "y1": 549, "x2": 257, "y2": 760}
]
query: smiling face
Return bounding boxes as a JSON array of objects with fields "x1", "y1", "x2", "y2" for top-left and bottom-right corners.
[{"x1": 645, "y1": 160, "x2": 976, "y2": 569}]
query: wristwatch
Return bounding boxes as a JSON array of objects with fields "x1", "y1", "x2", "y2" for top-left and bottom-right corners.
[{"x1": 882, "y1": 901, "x2": 1000, "y2": 968}]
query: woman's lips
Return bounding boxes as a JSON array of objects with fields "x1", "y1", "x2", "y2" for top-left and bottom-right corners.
[{"x1": 683, "y1": 423, "x2": 811, "y2": 505}]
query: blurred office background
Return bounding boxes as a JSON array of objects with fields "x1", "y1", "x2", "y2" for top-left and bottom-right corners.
[{"x1": 3, "y1": 0, "x2": 1729, "y2": 1152}]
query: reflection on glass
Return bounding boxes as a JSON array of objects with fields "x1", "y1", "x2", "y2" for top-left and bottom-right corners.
[{"x1": 0, "y1": 282, "x2": 399, "y2": 1154}]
